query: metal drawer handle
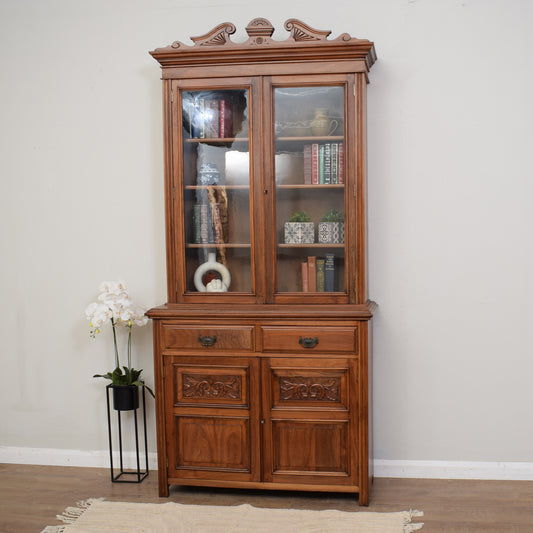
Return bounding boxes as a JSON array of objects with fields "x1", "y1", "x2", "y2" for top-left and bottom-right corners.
[
  {"x1": 198, "y1": 335, "x2": 217, "y2": 347},
  {"x1": 299, "y1": 336, "x2": 319, "y2": 349}
]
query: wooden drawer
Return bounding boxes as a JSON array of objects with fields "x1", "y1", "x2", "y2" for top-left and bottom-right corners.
[
  {"x1": 261, "y1": 326, "x2": 358, "y2": 354},
  {"x1": 162, "y1": 324, "x2": 254, "y2": 351}
]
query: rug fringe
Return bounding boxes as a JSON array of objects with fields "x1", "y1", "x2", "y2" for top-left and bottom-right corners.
[
  {"x1": 403, "y1": 509, "x2": 424, "y2": 532},
  {"x1": 40, "y1": 498, "x2": 104, "y2": 533}
]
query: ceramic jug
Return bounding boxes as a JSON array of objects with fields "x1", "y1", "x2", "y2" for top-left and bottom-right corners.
[{"x1": 311, "y1": 109, "x2": 338, "y2": 136}]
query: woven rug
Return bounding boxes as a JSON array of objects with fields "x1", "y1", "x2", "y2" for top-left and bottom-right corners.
[{"x1": 41, "y1": 498, "x2": 424, "y2": 532}]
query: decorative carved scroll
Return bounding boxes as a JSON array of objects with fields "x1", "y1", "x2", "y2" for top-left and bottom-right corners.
[
  {"x1": 183, "y1": 374, "x2": 241, "y2": 400},
  {"x1": 284, "y1": 19, "x2": 331, "y2": 41},
  {"x1": 279, "y1": 376, "x2": 340, "y2": 402},
  {"x1": 171, "y1": 22, "x2": 237, "y2": 48}
]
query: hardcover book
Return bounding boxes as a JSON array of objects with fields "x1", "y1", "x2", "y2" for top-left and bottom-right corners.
[
  {"x1": 307, "y1": 256, "x2": 317, "y2": 292},
  {"x1": 301, "y1": 261, "x2": 309, "y2": 292},
  {"x1": 311, "y1": 143, "x2": 319, "y2": 184},
  {"x1": 316, "y1": 258, "x2": 325, "y2": 292},
  {"x1": 303, "y1": 144, "x2": 312, "y2": 184},
  {"x1": 325, "y1": 253, "x2": 335, "y2": 292}
]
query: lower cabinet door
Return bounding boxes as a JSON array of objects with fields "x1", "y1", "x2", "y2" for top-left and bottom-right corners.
[
  {"x1": 262, "y1": 357, "x2": 358, "y2": 487},
  {"x1": 164, "y1": 355, "x2": 260, "y2": 482}
]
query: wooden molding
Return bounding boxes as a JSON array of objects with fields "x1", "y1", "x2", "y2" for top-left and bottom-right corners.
[{"x1": 150, "y1": 18, "x2": 376, "y2": 71}]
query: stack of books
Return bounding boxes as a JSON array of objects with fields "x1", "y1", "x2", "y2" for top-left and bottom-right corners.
[
  {"x1": 301, "y1": 254, "x2": 335, "y2": 292},
  {"x1": 192, "y1": 203, "x2": 227, "y2": 245},
  {"x1": 303, "y1": 142, "x2": 344, "y2": 184},
  {"x1": 188, "y1": 97, "x2": 233, "y2": 139}
]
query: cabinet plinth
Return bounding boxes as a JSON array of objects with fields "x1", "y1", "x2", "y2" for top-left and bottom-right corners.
[{"x1": 148, "y1": 18, "x2": 376, "y2": 505}]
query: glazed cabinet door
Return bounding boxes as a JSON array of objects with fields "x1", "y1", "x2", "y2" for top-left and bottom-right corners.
[
  {"x1": 170, "y1": 78, "x2": 262, "y2": 303},
  {"x1": 163, "y1": 355, "x2": 261, "y2": 483},
  {"x1": 261, "y1": 357, "x2": 358, "y2": 487},
  {"x1": 263, "y1": 75, "x2": 359, "y2": 304}
]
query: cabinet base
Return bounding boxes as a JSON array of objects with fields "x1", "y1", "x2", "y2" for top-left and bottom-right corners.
[{"x1": 160, "y1": 478, "x2": 370, "y2": 505}]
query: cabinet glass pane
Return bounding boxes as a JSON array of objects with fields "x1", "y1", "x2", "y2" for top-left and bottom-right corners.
[
  {"x1": 181, "y1": 89, "x2": 252, "y2": 293},
  {"x1": 274, "y1": 86, "x2": 345, "y2": 294}
]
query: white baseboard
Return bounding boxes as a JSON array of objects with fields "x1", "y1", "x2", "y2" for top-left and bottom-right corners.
[
  {"x1": 374, "y1": 459, "x2": 533, "y2": 480},
  {"x1": 0, "y1": 446, "x2": 158, "y2": 470},
  {"x1": 1, "y1": 447, "x2": 532, "y2": 481}
]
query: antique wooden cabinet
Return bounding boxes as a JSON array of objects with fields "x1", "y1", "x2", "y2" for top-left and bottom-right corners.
[{"x1": 147, "y1": 18, "x2": 377, "y2": 505}]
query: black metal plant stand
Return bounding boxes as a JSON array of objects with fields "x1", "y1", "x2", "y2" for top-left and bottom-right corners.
[{"x1": 106, "y1": 384, "x2": 149, "y2": 483}]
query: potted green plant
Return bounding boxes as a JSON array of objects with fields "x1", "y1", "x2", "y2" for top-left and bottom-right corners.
[
  {"x1": 318, "y1": 209, "x2": 345, "y2": 244},
  {"x1": 284, "y1": 211, "x2": 315, "y2": 244},
  {"x1": 85, "y1": 281, "x2": 155, "y2": 411}
]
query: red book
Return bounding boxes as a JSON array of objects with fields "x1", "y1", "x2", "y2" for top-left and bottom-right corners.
[
  {"x1": 307, "y1": 256, "x2": 316, "y2": 292},
  {"x1": 303, "y1": 144, "x2": 312, "y2": 184},
  {"x1": 301, "y1": 262, "x2": 309, "y2": 292},
  {"x1": 311, "y1": 143, "x2": 319, "y2": 185},
  {"x1": 219, "y1": 99, "x2": 233, "y2": 138},
  {"x1": 338, "y1": 142, "x2": 344, "y2": 184}
]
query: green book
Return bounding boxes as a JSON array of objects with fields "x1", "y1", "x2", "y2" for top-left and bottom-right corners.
[{"x1": 316, "y1": 257, "x2": 325, "y2": 292}]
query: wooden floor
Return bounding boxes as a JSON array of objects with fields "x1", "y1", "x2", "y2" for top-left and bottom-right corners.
[{"x1": 1, "y1": 464, "x2": 532, "y2": 532}]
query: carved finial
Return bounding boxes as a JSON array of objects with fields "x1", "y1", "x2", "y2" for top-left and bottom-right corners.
[
  {"x1": 190, "y1": 22, "x2": 236, "y2": 46},
  {"x1": 246, "y1": 18, "x2": 275, "y2": 37},
  {"x1": 285, "y1": 19, "x2": 332, "y2": 41},
  {"x1": 245, "y1": 18, "x2": 275, "y2": 46}
]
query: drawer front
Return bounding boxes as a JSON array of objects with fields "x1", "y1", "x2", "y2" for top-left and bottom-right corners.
[
  {"x1": 162, "y1": 324, "x2": 254, "y2": 351},
  {"x1": 261, "y1": 326, "x2": 358, "y2": 354}
]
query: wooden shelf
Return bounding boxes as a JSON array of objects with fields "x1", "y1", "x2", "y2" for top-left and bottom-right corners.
[
  {"x1": 276, "y1": 184, "x2": 344, "y2": 189},
  {"x1": 186, "y1": 243, "x2": 251, "y2": 248},
  {"x1": 185, "y1": 137, "x2": 249, "y2": 143},
  {"x1": 278, "y1": 243, "x2": 344, "y2": 248},
  {"x1": 185, "y1": 185, "x2": 250, "y2": 190},
  {"x1": 276, "y1": 135, "x2": 344, "y2": 142}
]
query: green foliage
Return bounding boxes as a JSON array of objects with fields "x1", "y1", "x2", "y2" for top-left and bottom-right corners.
[
  {"x1": 288, "y1": 211, "x2": 311, "y2": 222},
  {"x1": 321, "y1": 209, "x2": 344, "y2": 222},
  {"x1": 94, "y1": 366, "x2": 155, "y2": 398}
]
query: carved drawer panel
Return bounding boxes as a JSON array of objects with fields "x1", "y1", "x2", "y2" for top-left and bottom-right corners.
[
  {"x1": 261, "y1": 326, "x2": 358, "y2": 354},
  {"x1": 162, "y1": 324, "x2": 254, "y2": 351},
  {"x1": 172, "y1": 364, "x2": 249, "y2": 407},
  {"x1": 268, "y1": 366, "x2": 349, "y2": 410}
]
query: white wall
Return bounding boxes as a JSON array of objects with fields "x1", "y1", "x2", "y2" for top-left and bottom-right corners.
[{"x1": 1, "y1": 0, "x2": 532, "y2": 473}]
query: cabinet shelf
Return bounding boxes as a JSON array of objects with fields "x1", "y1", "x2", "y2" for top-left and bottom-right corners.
[
  {"x1": 278, "y1": 243, "x2": 344, "y2": 248},
  {"x1": 185, "y1": 137, "x2": 249, "y2": 144},
  {"x1": 185, "y1": 185, "x2": 250, "y2": 190},
  {"x1": 186, "y1": 243, "x2": 251, "y2": 248},
  {"x1": 276, "y1": 184, "x2": 344, "y2": 189},
  {"x1": 276, "y1": 135, "x2": 344, "y2": 142}
]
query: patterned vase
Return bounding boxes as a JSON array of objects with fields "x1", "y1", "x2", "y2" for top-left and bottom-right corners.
[
  {"x1": 284, "y1": 222, "x2": 315, "y2": 244},
  {"x1": 318, "y1": 222, "x2": 345, "y2": 244}
]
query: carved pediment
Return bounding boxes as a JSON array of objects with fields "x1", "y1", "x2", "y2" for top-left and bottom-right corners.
[{"x1": 151, "y1": 17, "x2": 376, "y2": 70}]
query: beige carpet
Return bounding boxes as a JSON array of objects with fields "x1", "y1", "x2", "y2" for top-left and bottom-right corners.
[{"x1": 42, "y1": 498, "x2": 424, "y2": 532}]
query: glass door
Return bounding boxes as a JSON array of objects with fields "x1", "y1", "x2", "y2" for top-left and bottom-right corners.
[
  {"x1": 271, "y1": 83, "x2": 348, "y2": 300},
  {"x1": 179, "y1": 86, "x2": 254, "y2": 297}
]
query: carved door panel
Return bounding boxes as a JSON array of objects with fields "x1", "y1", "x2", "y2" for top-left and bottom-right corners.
[
  {"x1": 164, "y1": 356, "x2": 261, "y2": 482},
  {"x1": 261, "y1": 357, "x2": 358, "y2": 486}
]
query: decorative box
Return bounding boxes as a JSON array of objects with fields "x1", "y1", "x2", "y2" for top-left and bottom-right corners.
[
  {"x1": 284, "y1": 222, "x2": 315, "y2": 244},
  {"x1": 318, "y1": 222, "x2": 345, "y2": 244}
]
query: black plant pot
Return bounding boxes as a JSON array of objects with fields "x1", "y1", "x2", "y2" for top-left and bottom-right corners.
[{"x1": 111, "y1": 385, "x2": 139, "y2": 411}]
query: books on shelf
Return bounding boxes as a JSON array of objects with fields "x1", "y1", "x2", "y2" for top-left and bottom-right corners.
[
  {"x1": 303, "y1": 142, "x2": 344, "y2": 185},
  {"x1": 191, "y1": 188, "x2": 229, "y2": 245},
  {"x1": 188, "y1": 96, "x2": 234, "y2": 139},
  {"x1": 300, "y1": 254, "x2": 336, "y2": 292}
]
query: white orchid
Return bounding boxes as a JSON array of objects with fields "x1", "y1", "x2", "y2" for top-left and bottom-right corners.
[{"x1": 85, "y1": 281, "x2": 154, "y2": 398}]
